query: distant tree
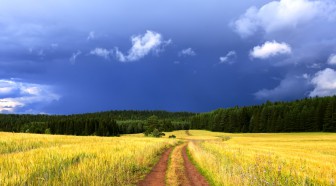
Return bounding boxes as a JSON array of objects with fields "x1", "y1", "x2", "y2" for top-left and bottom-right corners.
[
  {"x1": 144, "y1": 115, "x2": 159, "y2": 135},
  {"x1": 45, "y1": 128, "x2": 51, "y2": 134},
  {"x1": 151, "y1": 128, "x2": 162, "y2": 137},
  {"x1": 324, "y1": 100, "x2": 336, "y2": 131}
]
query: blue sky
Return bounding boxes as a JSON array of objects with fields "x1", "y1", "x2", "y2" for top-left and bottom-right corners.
[{"x1": 1, "y1": 0, "x2": 336, "y2": 114}]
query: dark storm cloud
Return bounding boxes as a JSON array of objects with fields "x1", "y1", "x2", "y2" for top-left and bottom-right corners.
[
  {"x1": 254, "y1": 74, "x2": 311, "y2": 101},
  {"x1": 1, "y1": 0, "x2": 336, "y2": 114},
  {"x1": 233, "y1": 0, "x2": 336, "y2": 100}
]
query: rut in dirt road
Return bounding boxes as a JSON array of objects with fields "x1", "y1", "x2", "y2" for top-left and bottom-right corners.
[
  {"x1": 137, "y1": 148, "x2": 172, "y2": 186},
  {"x1": 138, "y1": 142, "x2": 209, "y2": 186},
  {"x1": 181, "y1": 144, "x2": 209, "y2": 186}
]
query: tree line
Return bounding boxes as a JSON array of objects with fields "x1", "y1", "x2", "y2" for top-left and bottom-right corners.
[
  {"x1": 1, "y1": 96, "x2": 336, "y2": 136},
  {"x1": 0, "y1": 111, "x2": 193, "y2": 136},
  {"x1": 191, "y1": 96, "x2": 336, "y2": 132},
  {"x1": 0, "y1": 115, "x2": 119, "y2": 136}
]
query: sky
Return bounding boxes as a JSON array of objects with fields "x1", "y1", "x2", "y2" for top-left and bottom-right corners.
[{"x1": 1, "y1": 0, "x2": 336, "y2": 114}]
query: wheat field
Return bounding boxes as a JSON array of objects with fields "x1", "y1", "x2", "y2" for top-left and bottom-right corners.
[
  {"x1": 0, "y1": 132, "x2": 179, "y2": 185},
  {"x1": 187, "y1": 131, "x2": 336, "y2": 186},
  {"x1": 1, "y1": 131, "x2": 336, "y2": 186}
]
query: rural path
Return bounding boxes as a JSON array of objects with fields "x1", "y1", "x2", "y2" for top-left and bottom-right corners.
[
  {"x1": 181, "y1": 144, "x2": 209, "y2": 186},
  {"x1": 137, "y1": 148, "x2": 173, "y2": 186},
  {"x1": 137, "y1": 130, "x2": 209, "y2": 186}
]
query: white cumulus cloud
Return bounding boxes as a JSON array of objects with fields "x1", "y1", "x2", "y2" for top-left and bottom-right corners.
[
  {"x1": 219, "y1": 51, "x2": 237, "y2": 64},
  {"x1": 250, "y1": 41, "x2": 291, "y2": 59},
  {"x1": 115, "y1": 30, "x2": 170, "y2": 62},
  {"x1": 90, "y1": 48, "x2": 112, "y2": 59},
  {"x1": 327, "y1": 54, "x2": 336, "y2": 65},
  {"x1": 0, "y1": 79, "x2": 60, "y2": 113},
  {"x1": 69, "y1": 50, "x2": 82, "y2": 63},
  {"x1": 87, "y1": 31, "x2": 95, "y2": 40},
  {"x1": 233, "y1": 0, "x2": 336, "y2": 37},
  {"x1": 310, "y1": 68, "x2": 336, "y2": 97},
  {"x1": 179, "y1": 48, "x2": 196, "y2": 57}
]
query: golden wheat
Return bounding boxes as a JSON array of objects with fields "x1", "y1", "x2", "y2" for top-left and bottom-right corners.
[
  {"x1": 187, "y1": 131, "x2": 336, "y2": 186},
  {"x1": 2, "y1": 131, "x2": 335, "y2": 186},
  {"x1": 0, "y1": 132, "x2": 179, "y2": 186}
]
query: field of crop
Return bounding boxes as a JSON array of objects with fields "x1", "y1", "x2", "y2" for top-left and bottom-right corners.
[
  {"x1": 1, "y1": 130, "x2": 336, "y2": 186},
  {"x1": 0, "y1": 132, "x2": 179, "y2": 185},
  {"x1": 187, "y1": 131, "x2": 336, "y2": 186}
]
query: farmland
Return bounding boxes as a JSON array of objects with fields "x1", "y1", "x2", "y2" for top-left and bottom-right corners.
[
  {"x1": 187, "y1": 131, "x2": 336, "y2": 186},
  {"x1": 0, "y1": 132, "x2": 178, "y2": 185},
  {"x1": 1, "y1": 131, "x2": 336, "y2": 186}
]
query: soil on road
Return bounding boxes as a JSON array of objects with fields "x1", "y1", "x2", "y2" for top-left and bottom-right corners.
[
  {"x1": 137, "y1": 141, "x2": 209, "y2": 186},
  {"x1": 137, "y1": 148, "x2": 172, "y2": 186},
  {"x1": 182, "y1": 144, "x2": 209, "y2": 186}
]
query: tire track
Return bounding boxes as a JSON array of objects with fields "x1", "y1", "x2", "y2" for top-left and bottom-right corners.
[
  {"x1": 137, "y1": 142, "x2": 209, "y2": 186},
  {"x1": 137, "y1": 148, "x2": 172, "y2": 186}
]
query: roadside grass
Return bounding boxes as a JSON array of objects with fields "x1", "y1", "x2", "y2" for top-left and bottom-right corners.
[{"x1": 166, "y1": 143, "x2": 188, "y2": 186}]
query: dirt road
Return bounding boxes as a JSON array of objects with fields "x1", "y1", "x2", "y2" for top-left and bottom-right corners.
[
  {"x1": 137, "y1": 141, "x2": 209, "y2": 186},
  {"x1": 137, "y1": 148, "x2": 173, "y2": 186}
]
